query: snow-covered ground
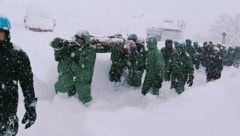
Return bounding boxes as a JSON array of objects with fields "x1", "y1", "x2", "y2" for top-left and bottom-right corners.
[{"x1": 1, "y1": 0, "x2": 240, "y2": 136}]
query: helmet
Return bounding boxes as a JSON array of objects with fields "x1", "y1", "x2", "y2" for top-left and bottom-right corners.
[
  {"x1": 0, "y1": 16, "x2": 11, "y2": 30},
  {"x1": 193, "y1": 42, "x2": 198, "y2": 48},
  {"x1": 127, "y1": 34, "x2": 138, "y2": 42},
  {"x1": 174, "y1": 42, "x2": 184, "y2": 49},
  {"x1": 174, "y1": 41, "x2": 180, "y2": 47},
  {"x1": 175, "y1": 43, "x2": 185, "y2": 54},
  {"x1": 174, "y1": 43, "x2": 183, "y2": 48},
  {"x1": 74, "y1": 30, "x2": 90, "y2": 45}
]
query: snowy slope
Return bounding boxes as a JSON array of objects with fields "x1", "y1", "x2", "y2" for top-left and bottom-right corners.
[{"x1": 1, "y1": 0, "x2": 240, "y2": 136}]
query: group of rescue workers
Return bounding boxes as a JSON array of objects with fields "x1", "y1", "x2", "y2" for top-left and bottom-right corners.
[
  {"x1": 50, "y1": 31, "x2": 240, "y2": 106},
  {"x1": 1, "y1": 15, "x2": 240, "y2": 135}
]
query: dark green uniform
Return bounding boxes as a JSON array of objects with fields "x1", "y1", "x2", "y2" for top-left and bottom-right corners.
[
  {"x1": 142, "y1": 36, "x2": 165, "y2": 96},
  {"x1": 109, "y1": 44, "x2": 127, "y2": 82},
  {"x1": 127, "y1": 41, "x2": 146, "y2": 87},
  {"x1": 170, "y1": 44, "x2": 194, "y2": 94},
  {"x1": 51, "y1": 31, "x2": 96, "y2": 104},
  {"x1": 51, "y1": 38, "x2": 76, "y2": 95},
  {"x1": 72, "y1": 31, "x2": 96, "y2": 103},
  {"x1": 233, "y1": 46, "x2": 240, "y2": 68},
  {"x1": 161, "y1": 39, "x2": 175, "y2": 81}
]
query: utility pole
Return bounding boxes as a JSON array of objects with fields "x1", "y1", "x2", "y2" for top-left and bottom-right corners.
[{"x1": 177, "y1": 20, "x2": 186, "y2": 40}]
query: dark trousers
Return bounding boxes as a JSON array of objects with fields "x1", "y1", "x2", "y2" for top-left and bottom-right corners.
[{"x1": 0, "y1": 114, "x2": 18, "y2": 136}]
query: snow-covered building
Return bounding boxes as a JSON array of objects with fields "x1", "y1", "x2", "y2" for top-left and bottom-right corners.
[
  {"x1": 24, "y1": 4, "x2": 56, "y2": 32},
  {"x1": 146, "y1": 20, "x2": 184, "y2": 41}
]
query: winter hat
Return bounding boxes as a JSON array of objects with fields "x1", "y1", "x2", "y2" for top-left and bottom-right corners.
[
  {"x1": 0, "y1": 16, "x2": 11, "y2": 41},
  {"x1": 0, "y1": 16, "x2": 11, "y2": 30},
  {"x1": 174, "y1": 41, "x2": 180, "y2": 47},
  {"x1": 127, "y1": 34, "x2": 138, "y2": 42},
  {"x1": 193, "y1": 42, "x2": 198, "y2": 48}
]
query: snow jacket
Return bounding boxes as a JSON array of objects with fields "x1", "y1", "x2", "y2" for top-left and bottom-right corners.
[
  {"x1": 109, "y1": 44, "x2": 127, "y2": 82},
  {"x1": 170, "y1": 51, "x2": 194, "y2": 80},
  {"x1": 225, "y1": 47, "x2": 235, "y2": 66},
  {"x1": 205, "y1": 51, "x2": 223, "y2": 82},
  {"x1": 0, "y1": 41, "x2": 36, "y2": 118},
  {"x1": 233, "y1": 46, "x2": 240, "y2": 68},
  {"x1": 71, "y1": 44, "x2": 96, "y2": 84},
  {"x1": 161, "y1": 46, "x2": 175, "y2": 80},
  {"x1": 142, "y1": 37, "x2": 165, "y2": 95},
  {"x1": 126, "y1": 42, "x2": 146, "y2": 87},
  {"x1": 71, "y1": 36, "x2": 96, "y2": 103},
  {"x1": 135, "y1": 42, "x2": 146, "y2": 70},
  {"x1": 185, "y1": 43, "x2": 196, "y2": 59},
  {"x1": 169, "y1": 48, "x2": 194, "y2": 94},
  {"x1": 52, "y1": 39, "x2": 77, "y2": 92}
]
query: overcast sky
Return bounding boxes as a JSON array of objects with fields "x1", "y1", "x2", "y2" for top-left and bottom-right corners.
[
  {"x1": 105, "y1": 0, "x2": 240, "y2": 38},
  {"x1": 51, "y1": 0, "x2": 240, "y2": 38},
  {"x1": 2, "y1": 0, "x2": 240, "y2": 39}
]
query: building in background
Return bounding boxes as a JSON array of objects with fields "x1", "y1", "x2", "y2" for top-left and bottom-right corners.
[
  {"x1": 146, "y1": 20, "x2": 186, "y2": 41},
  {"x1": 24, "y1": 4, "x2": 56, "y2": 32}
]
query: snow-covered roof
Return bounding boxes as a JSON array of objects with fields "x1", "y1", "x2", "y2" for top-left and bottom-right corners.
[
  {"x1": 158, "y1": 20, "x2": 181, "y2": 30},
  {"x1": 143, "y1": 14, "x2": 181, "y2": 31}
]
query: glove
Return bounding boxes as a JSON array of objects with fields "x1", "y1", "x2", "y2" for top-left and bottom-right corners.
[
  {"x1": 22, "y1": 98, "x2": 37, "y2": 129},
  {"x1": 187, "y1": 75, "x2": 194, "y2": 86},
  {"x1": 22, "y1": 107, "x2": 36, "y2": 129}
]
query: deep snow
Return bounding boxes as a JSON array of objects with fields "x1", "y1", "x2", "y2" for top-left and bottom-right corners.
[{"x1": 1, "y1": 0, "x2": 240, "y2": 136}]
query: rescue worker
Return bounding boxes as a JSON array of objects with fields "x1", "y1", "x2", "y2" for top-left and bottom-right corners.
[
  {"x1": 0, "y1": 16, "x2": 37, "y2": 135},
  {"x1": 142, "y1": 36, "x2": 165, "y2": 96},
  {"x1": 161, "y1": 39, "x2": 175, "y2": 81},
  {"x1": 126, "y1": 34, "x2": 146, "y2": 87},
  {"x1": 169, "y1": 42, "x2": 194, "y2": 94}
]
